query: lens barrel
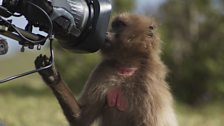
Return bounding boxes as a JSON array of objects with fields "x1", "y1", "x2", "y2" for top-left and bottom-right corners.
[{"x1": 2, "y1": 0, "x2": 20, "y2": 13}]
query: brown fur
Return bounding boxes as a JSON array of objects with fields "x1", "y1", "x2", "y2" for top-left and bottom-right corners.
[
  {"x1": 78, "y1": 13, "x2": 178, "y2": 126},
  {"x1": 37, "y1": 13, "x2": 178, "y2": 126}
]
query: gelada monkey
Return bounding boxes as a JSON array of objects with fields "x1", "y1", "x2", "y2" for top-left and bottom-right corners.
[{"x1": 35, "y1": 13, "x2": 178, "y2": 126}]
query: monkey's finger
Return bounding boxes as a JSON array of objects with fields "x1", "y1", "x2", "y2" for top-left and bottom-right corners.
[
  {"x1": 35, "y1": 54, "x2": 41, "y2": 61},
  {"x1": 43, "y1": 55, "x2": 47, "y2": 65},
  {"x1": 43, "y1": 55, "x2": 51, "y2": 66},
  {"x1": 35, "y1": 55, "x2": 43, "y2": 68},
  {"x1": 43, "y1": 55, "x2": 52, "y2": 66},
  {"x1": 45, "y1": 55, "x2": 51, "y2": 64},
  {"x1": 39, "y1": 54, "x2": 43, "y2": 59},
  {"x1": 34, "y1": 56, "x2": 39, "y2": 65},
  {"x1": 35, "y1": 54, "x2": 43, "y2": 65},
  {"x1": 36, "y1": 57, "x2": 46, "y2": 67},
  {"x1": 43, "y1": 55, "x2": 49, "y2": 60}
]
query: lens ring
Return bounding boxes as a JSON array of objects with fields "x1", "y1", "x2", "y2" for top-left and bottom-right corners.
[
  {"x1": 67, "y1": 0, "x2": 89, "y2": 31},
  {"x1": 2, "y1": 0, "x2": 20, "y2": 13}
]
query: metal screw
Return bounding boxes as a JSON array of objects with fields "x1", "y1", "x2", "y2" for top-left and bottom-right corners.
[
  {"x1": 20, "y1": 46, "x2": 25, "y2": 52},
  {"x1": 37, "y1": 45, "x2": 41, "y2": 50}
]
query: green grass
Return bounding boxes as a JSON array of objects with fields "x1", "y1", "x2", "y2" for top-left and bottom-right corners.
[
  {"x1": 1, "y1": 52, "x2": 224, "y2": 126},
  {"x1": 0, "y1": 79, "x2": 68, "y2": 126},
  {"x1": 0, "y1": 80, "x2": 224, "y2": 126},
  {"x1": 0, "y1": 51, "x2": 68, "y2": 126},
  {"x1": 176, "y1": 102, "x2": 224, "y2": 126},
  {"x1": 0, "y1": 49, "x2": 48, "y2": 77}
]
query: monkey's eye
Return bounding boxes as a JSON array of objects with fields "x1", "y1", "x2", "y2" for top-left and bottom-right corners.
[{"x1": 112, "y1": 20, "x2": 127, "y2": 30}]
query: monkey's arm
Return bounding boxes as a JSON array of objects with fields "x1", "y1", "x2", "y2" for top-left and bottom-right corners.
[
  {"x1": 35, "y1": 55, "x2": 103, "y2": 126},
  {"x1": 48, "y1": 79, "x2": 81, "y2": 124},
  {"x1": 44, "y1": 78, "x2": 104, "y2": 126}
]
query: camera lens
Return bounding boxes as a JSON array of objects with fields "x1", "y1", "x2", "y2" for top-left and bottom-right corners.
[
  {"x1": 67, "y1": 0, "x2": 89, "y2": 31},
  {"x1": 0, "y1": 38, "x2": 8, "y2": 55},
  {"x1": 2, "y1": 0, "x2": 20, "y2": 13}
]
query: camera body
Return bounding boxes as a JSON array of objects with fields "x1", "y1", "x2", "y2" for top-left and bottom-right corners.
[
  {"x1": 0, "y1": 0, "x2": 112, "y2": 83},
  {"x1": 1, "y1": 0, "x2": 112, "y2": 52}
]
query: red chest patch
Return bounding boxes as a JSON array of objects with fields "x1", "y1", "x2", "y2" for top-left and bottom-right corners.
[
  {"x1": 117, "y1": 67, "x2": 137, "y2": 77},
  {"x1": 106, "y1": 87, "x2": 128, "y2": 111}
]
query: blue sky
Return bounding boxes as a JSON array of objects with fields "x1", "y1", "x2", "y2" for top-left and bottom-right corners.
[{"x1": 135, "y1": 0, "x2": 165, "y2": 13}]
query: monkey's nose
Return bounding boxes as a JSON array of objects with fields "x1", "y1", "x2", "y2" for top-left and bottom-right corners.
[{"x1": 105, "y1": 32, "x2": 112, "y2": 42}]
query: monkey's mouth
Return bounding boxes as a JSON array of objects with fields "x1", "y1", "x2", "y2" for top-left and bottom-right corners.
[
  {"x1": 102, "y1": 40, "x2": 111, "y2": 49},
  {"x1": 102, "y1": 32, "x2": 113, "y2": 49},
  {"x1": 105, "y1": 32, "x2": 112, "y2": 42}
]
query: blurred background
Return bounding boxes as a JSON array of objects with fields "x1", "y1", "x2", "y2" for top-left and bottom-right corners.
[{"x1": 0, "y1": 0, "x2": 224, "y2": 126}]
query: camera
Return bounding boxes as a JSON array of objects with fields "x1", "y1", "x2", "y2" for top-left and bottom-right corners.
[
  {"x1": 0, "y1": 0, "x2": 112, "y2": 52},
  {"x1": 0, "y1": 0, "x2": 112, "y2": 83}
]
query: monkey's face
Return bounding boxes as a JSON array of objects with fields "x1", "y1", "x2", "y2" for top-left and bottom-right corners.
[{"x1": 101, "y1": 13, "x2": 160, "y2": 59}]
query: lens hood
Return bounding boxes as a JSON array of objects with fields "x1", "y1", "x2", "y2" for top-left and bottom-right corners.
[{"x1": 57, "y1": 0, "x2": 112, "y2": 52}]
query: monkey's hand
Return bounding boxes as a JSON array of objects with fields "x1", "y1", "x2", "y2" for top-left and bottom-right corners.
[
  {"x1": 35, "y1": 55, "x2": 60, "y2": 85},
  {"x1": 107, "y1": 87, "x2": 129, "y2": 112}
]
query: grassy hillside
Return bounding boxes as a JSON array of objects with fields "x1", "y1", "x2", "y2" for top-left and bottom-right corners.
[
  {"x1": 1, "y1": 86, "x2": 224, "y2": 126},
  {"x1": 0, "y1": 81, "x2": 68, "y2": 126},
  {"x1": 0, "y1": 49, "x2": 68, "y2": 126},
  {"x1": 0, "y1": 49, "x2": 48, "y2": 77},
  {"x1": 0, "y1": 50, "x2": 224, "y2": 126}
]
